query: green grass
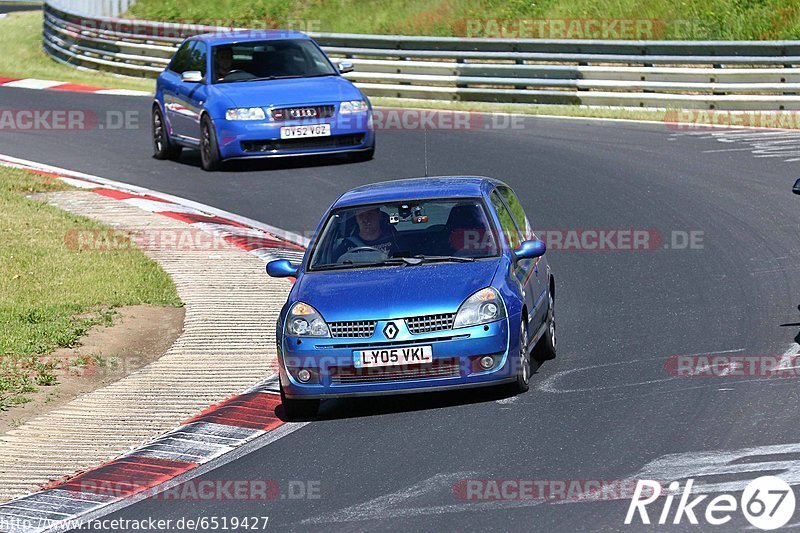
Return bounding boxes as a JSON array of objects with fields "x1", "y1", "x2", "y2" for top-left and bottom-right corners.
[
  {"x1": 0, "y1": 10, "x2": 671, "y2": 123},
  {"x1": 0, "y1": 11, "x2": 154, "y2": 92},
  {"x1": 128, "y1": 0, "x2": 800, "y2": 40},
  {"x1": 372, "y1": 98, "x2": 667, "y2": 122},
  {"x1": 0, "y1": 167, "x2": 181, "y2": 410},
  {"x1": 0, "y1": 8, "x2": 788, "y2": 131}
]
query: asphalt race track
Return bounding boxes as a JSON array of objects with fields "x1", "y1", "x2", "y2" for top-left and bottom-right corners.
[{"x1": 2, "y1": 86, "x2": 800, "y2": 531}]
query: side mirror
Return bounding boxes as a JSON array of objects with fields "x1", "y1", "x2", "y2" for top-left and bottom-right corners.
[
  {"x1": 793, "y1": 178, "x2": 800, "y2": 195},
  {"x1": 181, "y1": 71, "x2": 203, "y2": 83},
  {"x1": 338, "y1": 61, "x2": 354, "y2": 74},
  {"x1": 266, "y1": 259, "x2": 299, "y2": 278},
  {"x1": 514, "y1": 239, "x2": 546, "y2": 261}
]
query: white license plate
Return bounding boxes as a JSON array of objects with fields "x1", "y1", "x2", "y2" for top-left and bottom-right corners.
[
  {"x1": 354, "y1": 346, "x2": 433, "y2": 368},
  {"x1": 280, "y1": 124, "x2": 331, "y2": 139}
]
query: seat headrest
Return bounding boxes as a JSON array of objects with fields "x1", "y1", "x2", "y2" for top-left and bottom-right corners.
[{"x1": 446, "y1": 204, "x2": 486, "y2": 229}]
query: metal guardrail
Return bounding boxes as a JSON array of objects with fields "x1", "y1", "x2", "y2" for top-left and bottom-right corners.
[
  {"x1": 46, "y1": 0, "x2": 132, "y2": 18},
  {"x1": 41, "y1": 1, "x2": 800, "y2": 109}
]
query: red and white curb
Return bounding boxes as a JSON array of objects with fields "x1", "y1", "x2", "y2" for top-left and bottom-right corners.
[
  {"x1": 0, "y1": 153, "x2": 309, "y2": 261},
  {"x1": 0, "y1": 378, "x2": 298, "y2": 533},
  {"x1": 0, "y1": 76, "x2": 150, "y2": 97},
  {"x1": 0, "y1": 154, "x2": 309, "y2": 532}
]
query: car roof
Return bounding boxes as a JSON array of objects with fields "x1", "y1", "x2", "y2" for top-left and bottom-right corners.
[
  {"x1": 332, "y1": 176, "x2": 506, "y2": 209},
  {"x1": 191, "y1": 29, "x2": 311, "y2": 46}
]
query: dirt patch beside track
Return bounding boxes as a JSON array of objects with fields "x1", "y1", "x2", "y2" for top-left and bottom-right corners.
[{"x1": 0, "y1": 304, "x2": 184, "y2": 434}]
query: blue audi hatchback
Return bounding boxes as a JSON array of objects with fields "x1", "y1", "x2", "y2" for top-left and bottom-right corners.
[
  {"x1": 152, "y1": 30, "x2": 375, "y2": 171},
  {"x1": 267, "y1": 177, "x2": 556, "y2": 419}
]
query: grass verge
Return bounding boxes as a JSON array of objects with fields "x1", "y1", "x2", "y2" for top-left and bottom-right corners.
[
  {"x1": 0, "y1": 166, "x2": 181, "y2": 410},
  {"x1": 372, "y1": 97, "x2": 666, "y2": 122},
  {"x1": 0, "y1": 11, "x2": 154, "y2": 93},
  {"x1": 0, "y1": 11, "x2": 670, "y2": 123},
  {"x1": 128, "y1": 0, "x2": 800, "y2": 40},
  {"x1": 3, "y1": 9, "x2": 793, "y2": 129}
]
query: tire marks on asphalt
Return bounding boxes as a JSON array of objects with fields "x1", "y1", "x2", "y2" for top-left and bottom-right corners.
[
  {"x1": 536, "y1": 349, "x2": 746, "y2": 395},
  {"x1": 300, "y1": 439, "x2": 800, "y2": 525},
  {"x1": 671, "y1": 129, "x2": 800, "y2": 162}
]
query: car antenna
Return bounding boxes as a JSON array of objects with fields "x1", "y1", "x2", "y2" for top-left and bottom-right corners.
[{"x1": 423, "y1": 126, "x2": 429, "y2": 177}]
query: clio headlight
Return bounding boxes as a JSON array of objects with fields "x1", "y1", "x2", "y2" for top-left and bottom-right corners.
[
  {"x1": 287, "y1": 302, "x2": 330, "y2": 337},
  {"x1": 453, "y1": 287, "x2": 506, "y2": 328},
  {"x1": 226, "y1": 107, "x2": 266, "y2": 121}
]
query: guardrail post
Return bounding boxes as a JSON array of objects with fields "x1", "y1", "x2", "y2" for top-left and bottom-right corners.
[{"x1": 454, "y1": 57, "x2": 467, "y2": 88}]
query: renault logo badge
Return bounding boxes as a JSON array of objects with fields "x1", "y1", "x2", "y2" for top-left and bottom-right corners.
[{"x1": 383, "y1": 322, "x2": 398, "y2": 339}]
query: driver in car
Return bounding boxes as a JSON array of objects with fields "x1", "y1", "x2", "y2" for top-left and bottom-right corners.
[
  {"x1": 335, "y1": 207, "x2": 400, "y2": 260},
  {"x1": 215, "y1": 47, "x2": 234, "y2": 81}
]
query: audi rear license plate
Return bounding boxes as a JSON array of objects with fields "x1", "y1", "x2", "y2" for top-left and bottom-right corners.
[
  {"x1": 354, "y1": 346, "x2": 433, "y2": 368},
  {"x1": 280, "y1": 124, "x2": 331, "y2": 139}
]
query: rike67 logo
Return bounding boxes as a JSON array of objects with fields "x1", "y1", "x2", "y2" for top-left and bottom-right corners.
[{"x1": 626, "y1": 476, "x2": 796, "y2": 530}]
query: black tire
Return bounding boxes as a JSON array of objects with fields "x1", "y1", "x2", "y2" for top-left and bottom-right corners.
[
  {"x1": 280, "y1": 385, "x2": 320, "y2": 421},
  {"x1": 152, "y1": 106, "x2": 182, "y2": 160},
  {"x1": 513, "y1": 317, "x2": 531, "y2": 393},
  {"x1": 349, "y1": 146, "x2": 375, "y2": 163},
  {"x1": 200, "y1": 115, "x2": 222, "y2": 171},
  {"x1": 533, "y1": 291, "x2": 557, "y2": 363}
]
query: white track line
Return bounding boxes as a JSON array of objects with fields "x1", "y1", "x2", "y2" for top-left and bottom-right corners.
[{"x1": 2, "y1": 79, "x2": 64, "y2": 90}]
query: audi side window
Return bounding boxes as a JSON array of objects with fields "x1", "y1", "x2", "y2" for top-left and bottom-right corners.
[
  {"x1": 169, "y1": 41, "x2": 194, "y2": 74},
  {"x1": 188, "y1": 41, "x2": 208, "y2": 78}
]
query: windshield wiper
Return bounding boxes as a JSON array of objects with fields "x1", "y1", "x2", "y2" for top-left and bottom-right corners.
[
  {"x1": 312, "y1": 256, "x2": 477, "y2": 271},
  {"x1": 411, "y1": 255, "x2": 476, "y2": 263},
  {"x1": 312, "y1": 258, "x2": 419, "y2": 271},
  {"x1": 361, "y1": 257, "x2": 423, "y2": 267},
  {"x1": 244, "y1": 75, "x2": 305, "y2": 82}
]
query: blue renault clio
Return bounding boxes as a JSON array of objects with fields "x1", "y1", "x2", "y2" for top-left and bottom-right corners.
[
  {"x1": 152, "y1": 30, "x2": 375, "y2": 171},
  {"x1": 267, "y1": 177, "x2": 556, "y2": 419}
]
